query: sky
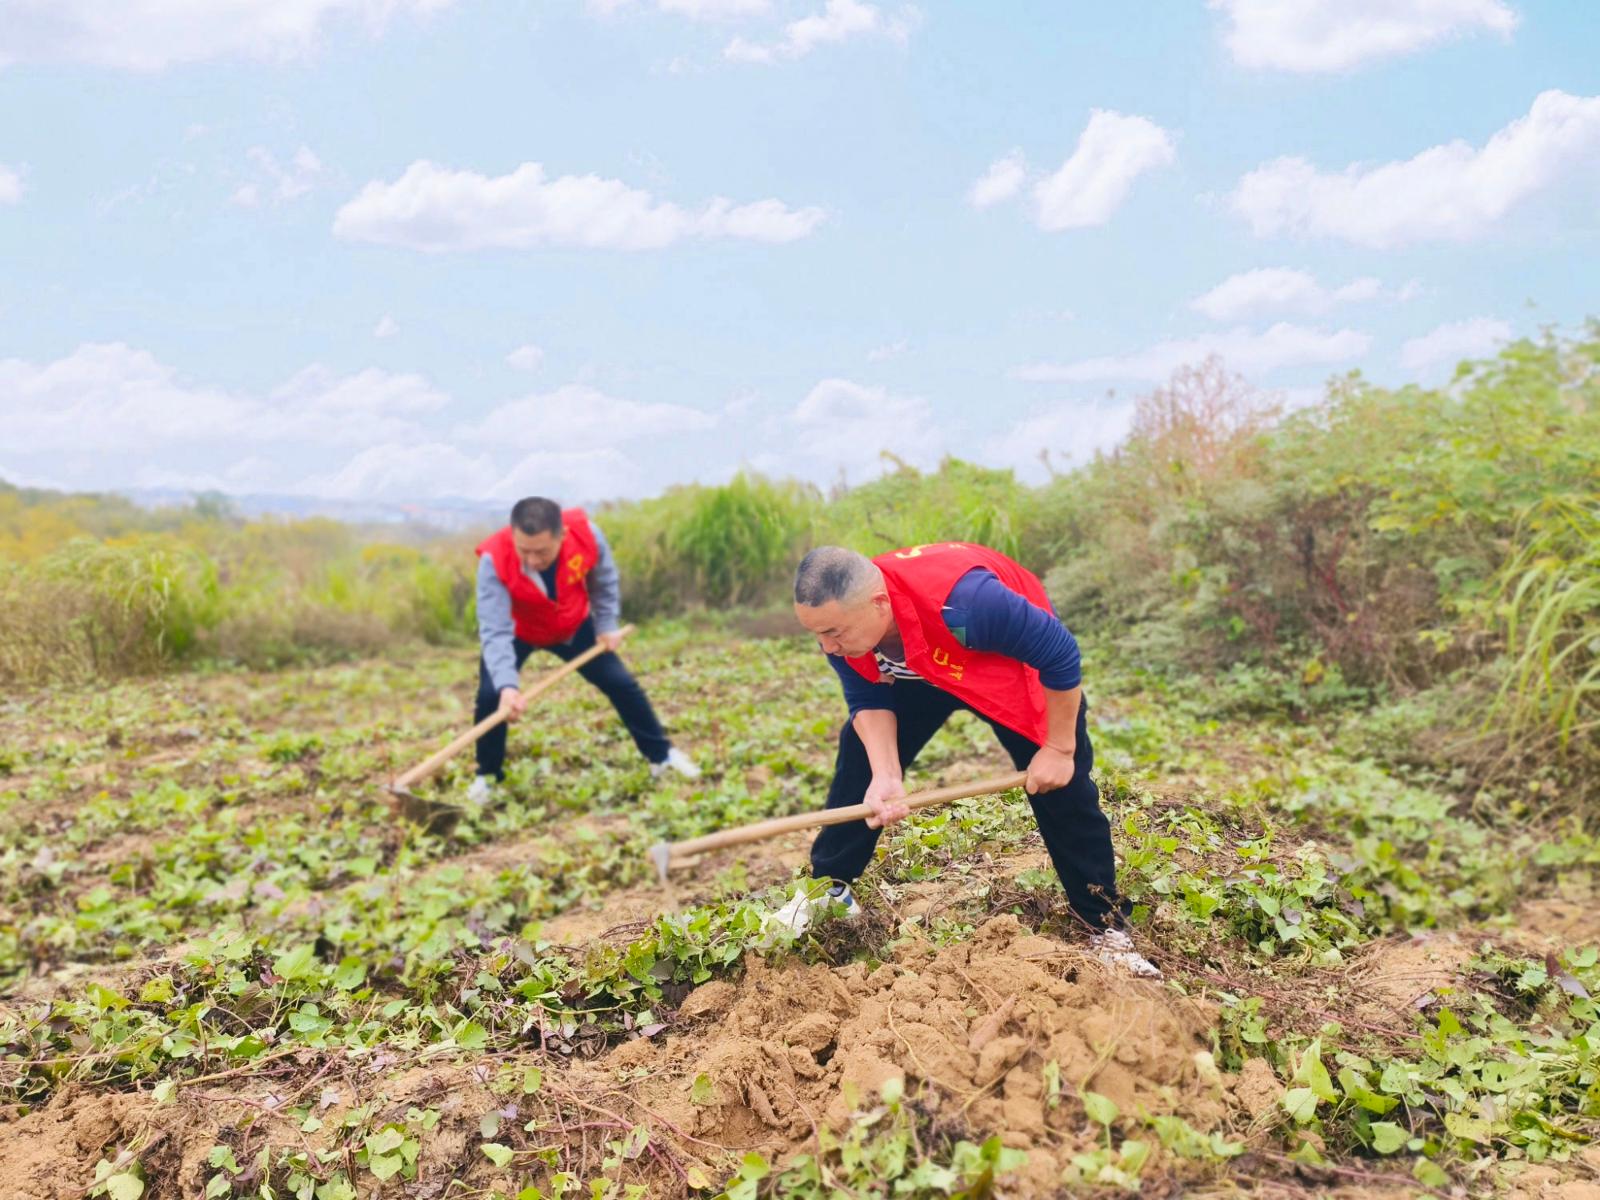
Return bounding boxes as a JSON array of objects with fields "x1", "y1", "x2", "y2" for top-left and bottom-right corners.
[{"x1": 0, "y1": 0, "x2": 1596, "y2": 507}]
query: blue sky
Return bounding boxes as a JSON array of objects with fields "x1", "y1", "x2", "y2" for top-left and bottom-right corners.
[{"x1": 1, "y1": 0, "x2": 1596, "y2": 506}]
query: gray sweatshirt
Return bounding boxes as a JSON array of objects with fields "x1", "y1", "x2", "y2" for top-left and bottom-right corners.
[{"x1": 477, "y1": 521, "x2": 622, "y2": 692}]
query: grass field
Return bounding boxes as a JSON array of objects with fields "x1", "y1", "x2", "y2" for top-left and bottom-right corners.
[{"x1": 2, "y1": 625, "x2": 1597, "y2": 1199}]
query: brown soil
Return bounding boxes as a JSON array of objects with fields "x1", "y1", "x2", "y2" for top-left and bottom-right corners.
[
  {"x1": 1347, "y1": 932, "x2": 1475, "y2": 1025},
  {"x1": 1503, "y1": 1147, "x2": 1600, "y2": 1200},
  {"x1": 0, "y1": 1062, "x2": 508, "y2": 1200},
  {"x1": 1512, "y1": 897, "x2": 1600, "y2": 957},
  {"x1": 575, "y1": 913, "x2": 1248, "y2": 1198},
  {"x1": 0, "y1": 1087, "x2": 149, "y2": 1200}
]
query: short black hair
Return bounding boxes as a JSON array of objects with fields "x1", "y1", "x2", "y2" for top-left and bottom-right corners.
[
  {"x1": 794, "y1": 546, "x2": 875, "y2": 607},
  {"x1": 510, "y1": 497, "x2": 563, "y2": 537}
]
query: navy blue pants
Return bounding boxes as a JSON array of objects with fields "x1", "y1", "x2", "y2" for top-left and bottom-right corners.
[
  {"x1": 474, "y1": 618, "x2": 671, "y2": 777},
  {"x1": 810, "y1": 679, "x2": 1124, "y2": 931}
]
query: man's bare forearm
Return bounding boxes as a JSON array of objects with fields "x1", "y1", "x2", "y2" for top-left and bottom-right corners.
[
  {"x1": 1043, "y1": 685, "x2": 1081, "y2": 754},
  {"x1": 853, "y1": 708, "x2": 902, "y2": 780}
]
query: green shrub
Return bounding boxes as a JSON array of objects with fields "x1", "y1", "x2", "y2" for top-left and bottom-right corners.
[
  {"x1": 601, "y1": 474, "x2": 817, "y2": 616},
  {"x1": 0, "y1": 525, "x2": 477, "y2": 683},
  {"x1": 1043, "y1": 334, "x2": 1600, "y2": 688},
  {"x1": 0, "y1": 537, "x2": 220, "y2": 682},
  {"x1": 818, "y1": 456, "x2": 1034, "y2": 562},
  {"x1": 1492, "y1": 492, "x2": 1600, "y2": 762}
]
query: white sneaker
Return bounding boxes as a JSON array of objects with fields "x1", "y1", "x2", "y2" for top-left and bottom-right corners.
[
  {"x1": 1090, "y1": 928, "x2": 1162, "y2": 978},
  {"x1": 466, "y1": 775, "x2": 496, "y2": 805},
  {"x1": 650, "y1": 747, "x2": 701, "y2": 780},
  {"x1": 763, "y1": 881, "x2": 859, "y2": 939}
]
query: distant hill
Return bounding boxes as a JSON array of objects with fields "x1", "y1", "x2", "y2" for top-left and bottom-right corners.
[
  {"x1": 116, "y1": 486, "x2": 507, "y2": 531},
  {"x1": 0, "y1": 477, "x2": 508, "y2": 534}
]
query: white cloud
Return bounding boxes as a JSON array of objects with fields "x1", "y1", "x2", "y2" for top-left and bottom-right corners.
[
  {"x1": 1231, "y1": 90, "x2": 1600, "y2": 248},
  {"x1": 1398, "y1": 316, "x2": 1512, "y2": 372},
  {"x1": 302, "y1": 440, "x2": 642, "y2": 504},
  {"x1": 0, "y1": 343, "x2": 718, "y2": 504},
  {"x1": 1210, "y1": 0, "x2": 1518, "y2": 73},
  {"x1": 333, "y1": 160, "x2": 825, "y2": 252},
  {"x1": 1013, "y1": 323, "x2": 1371, "y2": 383},
  {"x1": 967, "y1": 151, "x2": 1027, "y2": 209},
  {"x1": 0, "y1": 343, "x2": 446, "y2": 455},
  {"x1": 725, "y1": 0, "x2": 918, "y2": 63},
  {"x1": 373, "y1": 314, "x2": 399, "y2": 339},
  {"x1": 660, "y1": 0, "x2": 768, "y2": 13},
  {"x1": 232, "y1": 145, "x2": 326, "y2": 207},
  {"x1": 591, "y1": 0, "x2": 770, "y2": 17},
  {"x1": 981, "y1": 401, "x2": 1134, "y2": 483},
  {"x1": 506, "y1": 344, "x2": 544, "y2": 371},
  {"x1": 494, "y1": 447, "x2": 643, "y2": 501},
  {"x1": 0, "y1": 343, "x2": 255, "y2": 452},
  {"x1": 131, "y1": 457, "x2": 283, "y2": 495},
  {"x1": 867, "y1": 340, "x2": 907, "y2": 362},
  {"x1": 0, "y1": 0, "x2": 455, "y2": 71},
  {"x1": 0, "y1": 163, "x2": 23, "y2": 204},
  {"x1": 458, "y1": 384, "x2": 716, "y2": 450},
  {"x1": 787, "y1": 378, "x2": 944, "y2": 477},
  {"x1": 1189, "y1": 268, "x2": 1413, "y2": 320},
  {"x1": 1032, "y1": 111, "x2": 1176, "y2": 230},
  {"x1": 270, "y1": 364, "x2": 448, "y2": 426},
  {"x1": 297, "y1": 441, "x2": 498, "y2": 501}
]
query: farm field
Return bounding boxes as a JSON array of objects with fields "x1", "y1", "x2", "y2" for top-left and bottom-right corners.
[{"x1": 1, "y1": 626, "x2": 1596, "y2": 1199}]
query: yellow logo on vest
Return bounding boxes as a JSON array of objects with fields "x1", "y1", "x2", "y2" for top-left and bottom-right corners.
[
  {"x1": 930, "y1": 645, "x2": 965, "y2": 682},
  {"x1": 893, "y1": 543, "x2": 961, "y2": 559},
  {"x1": 565, "y1": 553, "x2": 587, "y2": 585}
]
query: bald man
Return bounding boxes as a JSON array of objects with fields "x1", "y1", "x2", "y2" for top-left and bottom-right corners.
[{"x1": 771, "y1": 541, "x2": 1158, "y2": 977}]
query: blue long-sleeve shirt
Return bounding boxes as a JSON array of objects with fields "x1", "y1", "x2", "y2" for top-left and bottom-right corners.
[
  {"x1": 826, "y1": 567, "x2": 1081, "y2": 715},
  {"x1": 477, "y1": 522, "x2": 622, "y2": 692}
]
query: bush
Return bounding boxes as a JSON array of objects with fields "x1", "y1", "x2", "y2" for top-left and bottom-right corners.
[
  {"x1": 1492, "y1": 492, "x2": 1600, "y2": 768},
  {"x1": 0, "y1": 524, "x2": 477, "y2": 684},
  {"x1": 819, "y1": 456, "x2": 1034, "y2": 563},
  {"x1": 600, "y1": 474, "x2": 817, "y2": 616},
  {"x1": 1042, "y1": 334, "x2": 1600, "y2": 697},
  {"x1": 204, "y1": 604, "x2": 393, "y2": 670},
  {"x1": 0, "y1": 538, "x2": 220, "y2": 682}
]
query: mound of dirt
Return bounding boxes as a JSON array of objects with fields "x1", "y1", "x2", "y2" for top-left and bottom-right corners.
[
  {"x1": 598, "y1": 914, "x2": 1250, "y2": 1197},
  {"x1": 0, "y1": 1087, "x2": 151, "y2": 1200}
]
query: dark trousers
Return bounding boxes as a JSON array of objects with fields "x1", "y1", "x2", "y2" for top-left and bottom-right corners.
[
  {"x1": 474, "y1": 618, "x2": 671, "y2": 777},
  {"x1": 810, "y1": 680, "x2": 1124, "y2": 931}
]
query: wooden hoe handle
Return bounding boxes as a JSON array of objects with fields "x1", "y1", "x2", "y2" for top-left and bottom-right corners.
[
  {"x1": 391, "y1": 623, "x2": 635, "y2": 792},
  {"x1": 659, "y1": 769, "x2": 1029, "y2": 865}
]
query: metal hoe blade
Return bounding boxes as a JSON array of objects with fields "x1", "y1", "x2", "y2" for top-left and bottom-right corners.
[
  {"x1": 647, "y1": 841, "x2": 673, "y2": 885},
  {"x1": 388, "y1": 781, "x2": 464, "y2": 836}
]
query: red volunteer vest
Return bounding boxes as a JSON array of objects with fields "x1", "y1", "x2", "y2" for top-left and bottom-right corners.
[
  {"x1": 477, "y1": 509, "x2": 599, "y2": 646},
  {"x1": 845, "y1": 542, "x2": 1053, "y2": 744}
]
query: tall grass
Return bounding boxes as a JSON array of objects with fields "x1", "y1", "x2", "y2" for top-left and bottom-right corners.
[
  {"x1": 0, "y1": 524, "x2": 477, "y2": 684},
  {"x1": 600, "y1": 475, "x2": 818, "y2": 616},
  {"x1": 1493, "y1": 494, "x2": 1600, "y2": 757},
  {"x1": 815, "y1": 457, "x2": 1033, "y2": 563},
  {"x1": 0, "y1": 539, "x2": 220, "y2": 682},
  {"x1": 597, "y1": 462, "x2": 1039, "y2": 619}
]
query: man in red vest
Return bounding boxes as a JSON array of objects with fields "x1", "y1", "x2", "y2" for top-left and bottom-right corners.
[
  {"x1": 468, "y1": 496, "x2": 699, "y2": 801},
  {"x1": 771, "y1": 542, "x2": 1159, "y2": 976}
]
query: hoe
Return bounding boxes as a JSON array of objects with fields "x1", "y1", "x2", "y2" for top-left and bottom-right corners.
[
  {"x1": 388, "y1": 624, "x2": 635, "y2": 831},
  {"x1": 646, "y1": 769, "x2": 1029, "y2": 884}
]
